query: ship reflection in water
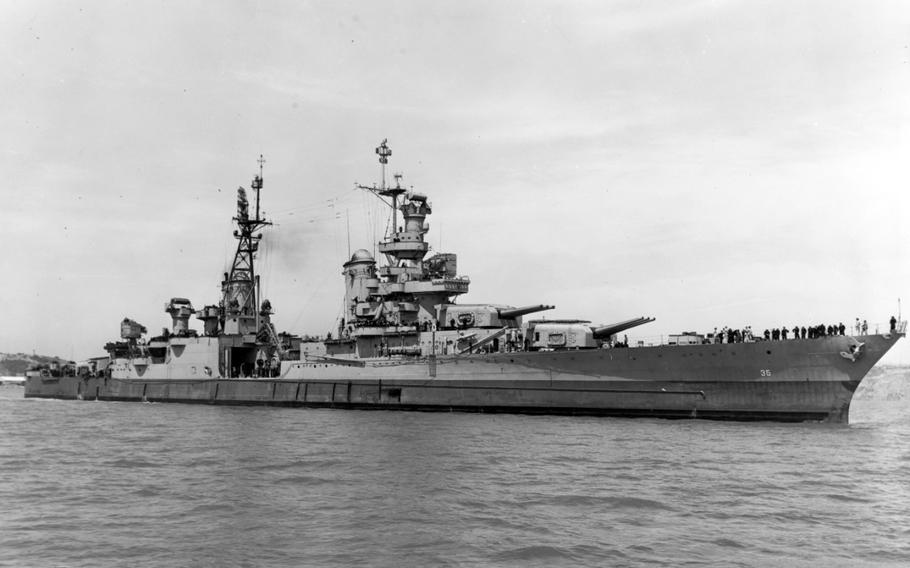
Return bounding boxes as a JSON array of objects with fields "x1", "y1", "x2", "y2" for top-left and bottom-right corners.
[{"x1": 26, "y1": 141, "x2": 906, "y2": 422}]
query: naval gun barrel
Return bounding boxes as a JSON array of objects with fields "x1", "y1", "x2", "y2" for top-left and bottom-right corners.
[
  {"x1": 498, "y1": 304, "x2": 555, "y2": 319},
  {"x1": 592, "y1": 316, "x2": 656, "y2": 338}
]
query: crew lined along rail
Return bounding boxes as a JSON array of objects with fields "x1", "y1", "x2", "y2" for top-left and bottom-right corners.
[{"x1": 627, "y1": 317, "x2": 905, "y2": 347}]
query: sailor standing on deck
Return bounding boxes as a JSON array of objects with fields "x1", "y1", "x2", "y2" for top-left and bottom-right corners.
[{"x1": 891, "y1": 316, "x2": 898, "y2": 332}]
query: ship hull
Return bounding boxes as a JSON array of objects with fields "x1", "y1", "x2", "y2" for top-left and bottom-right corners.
[{"x1": 24, "y1": 333, "x2": 902, "y2": 423}]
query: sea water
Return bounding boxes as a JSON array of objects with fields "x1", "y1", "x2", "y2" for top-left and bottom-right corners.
[{"x1": 1, "y1": 379, "x2": 908, "y2": 568}]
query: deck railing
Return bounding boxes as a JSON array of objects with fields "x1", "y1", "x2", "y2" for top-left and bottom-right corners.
[{"x1": 624, "y1": 320, "x2": 907, "y2": 348}]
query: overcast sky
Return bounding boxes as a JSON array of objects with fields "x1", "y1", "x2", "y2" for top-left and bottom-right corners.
[{"x1": 2, "y1": 0, "x2": 909, "y2": 363}]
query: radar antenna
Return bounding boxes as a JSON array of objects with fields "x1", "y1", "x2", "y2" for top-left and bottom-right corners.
[
  {"x1": 376, "y1": 139, "x2": 391, "y2": 190},
  {"x1": 358, "y1": 139, "x2": 407, "y2": 234},
  {"x1": 252, "y1": 154, "x2": 266, "y2": 221}
]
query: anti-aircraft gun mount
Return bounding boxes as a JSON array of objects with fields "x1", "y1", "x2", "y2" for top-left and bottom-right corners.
[{"x1": 103, "y1": 317, "x2": 149, "y2": 359}]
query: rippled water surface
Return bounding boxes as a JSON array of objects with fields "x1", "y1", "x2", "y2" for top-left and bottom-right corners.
[{"x1": 2, "y1": 384, "x2": 909, "y2": 567}]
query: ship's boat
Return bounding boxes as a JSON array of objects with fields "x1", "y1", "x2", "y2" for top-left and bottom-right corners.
[{"x1": 25, "y1": 142, "x2": 906, "y2": 422}]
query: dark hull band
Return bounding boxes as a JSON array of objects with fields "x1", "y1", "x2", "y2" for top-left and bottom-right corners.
[{"x1": 22, "y1": 392, "x2": 833, "y2": 423}]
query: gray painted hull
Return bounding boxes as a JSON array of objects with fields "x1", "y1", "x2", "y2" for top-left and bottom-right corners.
[{"x1": 25, "y1": 333, "x2": 902, "y2": 423}]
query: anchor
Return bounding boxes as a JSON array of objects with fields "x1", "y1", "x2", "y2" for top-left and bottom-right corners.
[{"x1": 839, "y1": 337, "x2": 865, "y2": 362}]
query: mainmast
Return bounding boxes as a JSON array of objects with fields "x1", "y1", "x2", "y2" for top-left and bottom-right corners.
[{"x1": 222, "y1": 155, "x2": 272, "y2": 336}]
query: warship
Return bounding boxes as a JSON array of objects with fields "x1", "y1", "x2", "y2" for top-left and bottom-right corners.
[{"x1": 26, "y1": 141, "x2": 906, "y2": 422}]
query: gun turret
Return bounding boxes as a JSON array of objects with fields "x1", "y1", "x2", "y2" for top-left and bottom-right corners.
[
  {"x1": 592, "y1": 316, "x2": 655, "y2": 338},
  {"x1": 498, "y1": 304, "x2": 556, "y2": 319}
]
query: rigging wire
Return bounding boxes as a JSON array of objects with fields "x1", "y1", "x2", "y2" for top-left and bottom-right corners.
[
  {"x1": 267, "y1": 186, "x2": 360, "y2": 217},
  {"x1": 243, "y1": 182, "x2": 395, "y2": 335},
  {"x1": 286, "y1": 267, "x2": 337, "y2": 332},
  {"x1": 258, "y1": 227, "x2": 275, "y2": 306}
]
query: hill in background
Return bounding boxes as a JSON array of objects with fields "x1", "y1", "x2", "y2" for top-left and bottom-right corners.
[
  {"x1": 854, "y1": 365, "x2": 910, "y2": 401},
  {"x1": 0, "y1": 353, "x2": 71, "y2": 376}
]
